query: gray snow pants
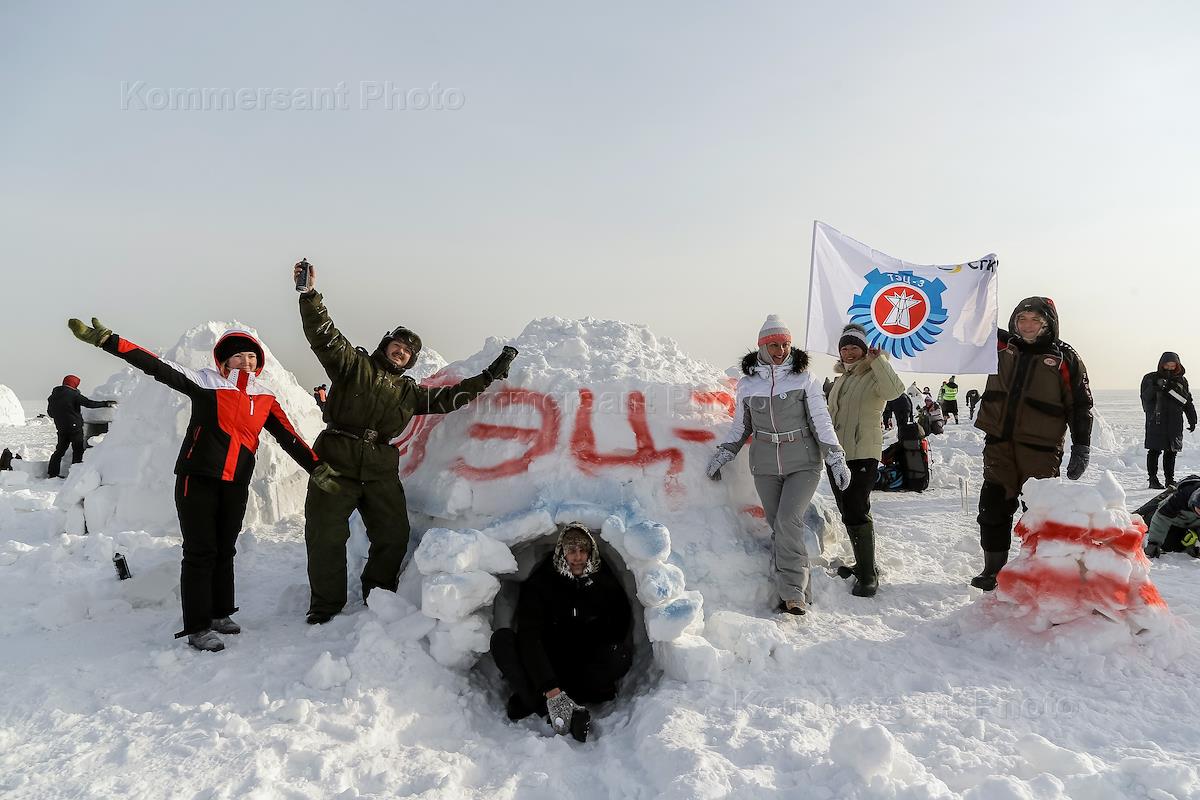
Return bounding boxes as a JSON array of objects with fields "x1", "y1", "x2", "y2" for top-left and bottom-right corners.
[{"x1": 754, "y1": 469, "x2": 822, "y2": 607}]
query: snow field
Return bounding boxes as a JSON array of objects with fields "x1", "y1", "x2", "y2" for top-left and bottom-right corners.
[{"x1": 1, "y1": 313, "x2": 1198, "y2": 800}]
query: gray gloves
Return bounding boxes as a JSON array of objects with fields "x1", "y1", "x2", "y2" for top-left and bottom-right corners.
[
  {"x1": 546, "y1": 691, "x2": 582, "y2": 735},
  {"x1": 706, "y1": 447, "x2": 736, "y2": 480},
  {"x1": 825, "y1": 447, "x2": 851, "y2": 490},
  {"x1": 1065, "y1": 445, "x2": 1090, "y2": 481}
]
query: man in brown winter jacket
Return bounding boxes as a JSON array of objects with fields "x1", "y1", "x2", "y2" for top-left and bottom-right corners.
[{"x1": 970, "y1": 297, "x2": 1093, "y2": 591}]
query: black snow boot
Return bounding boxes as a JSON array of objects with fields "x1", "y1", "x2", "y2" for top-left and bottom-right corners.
[
  {"x1": 506, "y1": 693, "x2": 548, "y2": 721},
  {"x1": 846, "y1": 523, "x2": 878, "y2": 598},
  {"x1": 1148, "y1": 452, "x2": 1164, "y2": 489},
  {"x1": 970, "y1": 551, "x2": 1009, "y2": 591}
]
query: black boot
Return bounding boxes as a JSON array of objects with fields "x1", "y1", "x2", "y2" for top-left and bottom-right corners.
[
  {"x1": 970, "y1": 551, "x2": 1009, "y2": 591},
  {"x1": 1148, "y1": 452, "x2": 1163, "y2": 489},
  {"x1": 846, "y1": 523, "x2": 878, "y2": 597}
]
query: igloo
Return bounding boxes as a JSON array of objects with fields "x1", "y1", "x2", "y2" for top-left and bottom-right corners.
[
  {"x1": 0, "y1": 384, "x2": 24, "y2": 427},
  {"x1": 394, "y1": 317, "x2": 841, "y2": 680}
]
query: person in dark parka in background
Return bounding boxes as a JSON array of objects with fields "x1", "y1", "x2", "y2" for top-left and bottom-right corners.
[
  {"x1": 881, "y1": 391, "x2": 914, "y2": 431},
  {"x1": 965, "y1": 388, "x2": 981, "y2": 420},
  {"x1": 490, "y1": 523, "x2": 633, "y2": 743},
  {"x1": 971, "y1": 298, "x2": 1093, "y2": 591},
  {"x1": 46, "y1": 374, "x2": 116, "y2": 478},
  {"x1": 1140, "y1": 352, "x2": 1196, "y2": 489}
]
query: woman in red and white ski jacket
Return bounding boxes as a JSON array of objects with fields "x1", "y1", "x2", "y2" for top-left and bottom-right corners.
[{"x1": 71, "y1": 318, "x2": 331, "y2": 651}]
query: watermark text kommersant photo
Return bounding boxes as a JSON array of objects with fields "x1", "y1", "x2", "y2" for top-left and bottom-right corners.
[{"x1": 120, "y1": 81, "x2": 465, "y2": 112}]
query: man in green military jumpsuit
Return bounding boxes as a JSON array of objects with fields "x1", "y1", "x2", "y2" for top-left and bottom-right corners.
[{"x1": 294, "y1": 262, "x2": 517, "y2": 624}]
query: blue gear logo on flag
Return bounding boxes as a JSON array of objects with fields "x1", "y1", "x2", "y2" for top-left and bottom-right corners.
[{"x1": 848, "y1": 269, "x2": 949, "y2": 359}]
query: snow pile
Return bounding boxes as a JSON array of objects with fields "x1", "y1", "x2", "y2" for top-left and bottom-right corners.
[
  {"x1": 53, "y1": 322, "x2": 323, "y2": 535},
  {"x1": 396, "y1": 317, "x2": 840, "y2": 677},
  {"x1": 992, "y1": 471, "x2": 1175, "y2": 641},
  {"x1": 0, "y1": 384, "x2": 24, "y2": 426}
]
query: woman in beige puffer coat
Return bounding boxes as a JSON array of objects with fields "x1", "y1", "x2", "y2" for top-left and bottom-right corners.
[{"x1": 826, "y1": 323, "x2": 906, "y2": 597}]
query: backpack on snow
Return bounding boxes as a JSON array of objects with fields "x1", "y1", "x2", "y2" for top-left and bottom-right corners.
[{"x1": 875, "y1": 422, "x2": 932, "y2": 493}]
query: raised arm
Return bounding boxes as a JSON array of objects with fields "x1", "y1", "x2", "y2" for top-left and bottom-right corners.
[
  {"x1": 69, "y1": 317, "x2": 203, "y2": 398},
  {"x1": 298, "y1": 290, "x2": 362, "y2": 381},
  {"x1": 410, "y1": 347, "x2": 518, "y2": 416}
]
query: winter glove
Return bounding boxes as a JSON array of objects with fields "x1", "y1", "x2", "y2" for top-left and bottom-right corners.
[
  {"x1": 104, "y1": 400, "x2": 118, "y2": 408},
  {"x1": 68, "y1": 317, "x2": 112, "y2": 348},
  {"x1": 310, "y1": 462, "x2": 343, "y2": 494},
  {"x1": 545, "y1": 691, "x2": 582, "y2": 736},
  {"x1": 1144, "y1": 541, "x2": 1162, "y2": 559},
  {"x1": 825, "y1": 447, "x2": 851, "y2": 491},
  {"x1": 1189, "y1": 423, "x2": 1196, "y2": 433},
  {"x1": 483, "y1": 346, "x2": 519, "y2": 382},
  {"x1": 1065, "y1": 445, "x2": 1090, "y2": 481},
  {"x1": 706, "y1": 446, "x2": 736, "y2": 480}
]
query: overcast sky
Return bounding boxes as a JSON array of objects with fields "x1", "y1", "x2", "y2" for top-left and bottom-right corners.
[{"x1": 3, "y1": 1, "x2": 1198, "y2": 402}]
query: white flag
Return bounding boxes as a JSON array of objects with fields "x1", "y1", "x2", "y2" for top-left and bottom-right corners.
[{"x1": 805, "y1": 221, "x2": 999, "y2": 374}]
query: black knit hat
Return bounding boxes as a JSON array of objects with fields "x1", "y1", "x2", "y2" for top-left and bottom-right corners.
[
  {"x1": 213, "y1": 330, "x2": 265, "y2": 370},
  {"x1": 838, "y1": 323, "x2": 869, "y2": 353}
]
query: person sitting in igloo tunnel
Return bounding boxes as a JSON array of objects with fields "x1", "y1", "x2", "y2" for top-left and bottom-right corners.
[{"x1": 489, "y1": 522, "x2": 633, "y2": 742}]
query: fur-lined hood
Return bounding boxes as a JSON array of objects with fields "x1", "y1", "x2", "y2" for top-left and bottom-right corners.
[
  {"x1": 741, "y1": 347, "x2": 810, "y2": 376},
  {"x1": 552, "y1": 523, "x2": 601, "y2": 579}
]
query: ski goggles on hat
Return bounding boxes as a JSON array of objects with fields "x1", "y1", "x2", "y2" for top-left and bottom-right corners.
[{"x1": 383, "y1": 326, "x2": 422, "y2": 356}]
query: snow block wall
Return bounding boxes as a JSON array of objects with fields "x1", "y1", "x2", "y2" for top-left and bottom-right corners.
[
  {"x1": 0, "y1": 384, "x2": 24, "y2": 427},
  {"x1": 397, "y1": 317, "x2": 841, "y2": 679},
  {"x1": 53, "y1": 322, "x2": 324, "y2": 535},
  {"x1": 992, "y1": 472, "x2": 1173, "y2": 641}
]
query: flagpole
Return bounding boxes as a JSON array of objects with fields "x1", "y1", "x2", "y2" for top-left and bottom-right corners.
[{"x1": 804, "y1": 220, "x2": 818, "y2": 350}]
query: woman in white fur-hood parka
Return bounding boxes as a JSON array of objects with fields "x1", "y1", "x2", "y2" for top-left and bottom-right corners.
[{"x1": 706, "y1": 315, "x2": 851, "y2": 616}]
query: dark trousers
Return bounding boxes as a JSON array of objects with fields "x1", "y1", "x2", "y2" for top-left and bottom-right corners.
[
  {"x1": 490, "y1": 628, "x2": 633, "y2": 708},
  {"x1": 977, "y1": 480, "x2": 1021, "y2": 552},
  {"x1": 1148, "y1": 450, "x2": 1177, "y2": 483},
  {"x1": 304, "y1": 475, "x2": 410, "y2": 617},
  {"x1": 47, "y1": 429, "x2": 86, "y2": 478},
  {"x1": 174, "y1": 475, "x2": 249, "y2": 637},
  {"x1": 828, "y1": 458, "x2": 879, "y2": 526}
]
